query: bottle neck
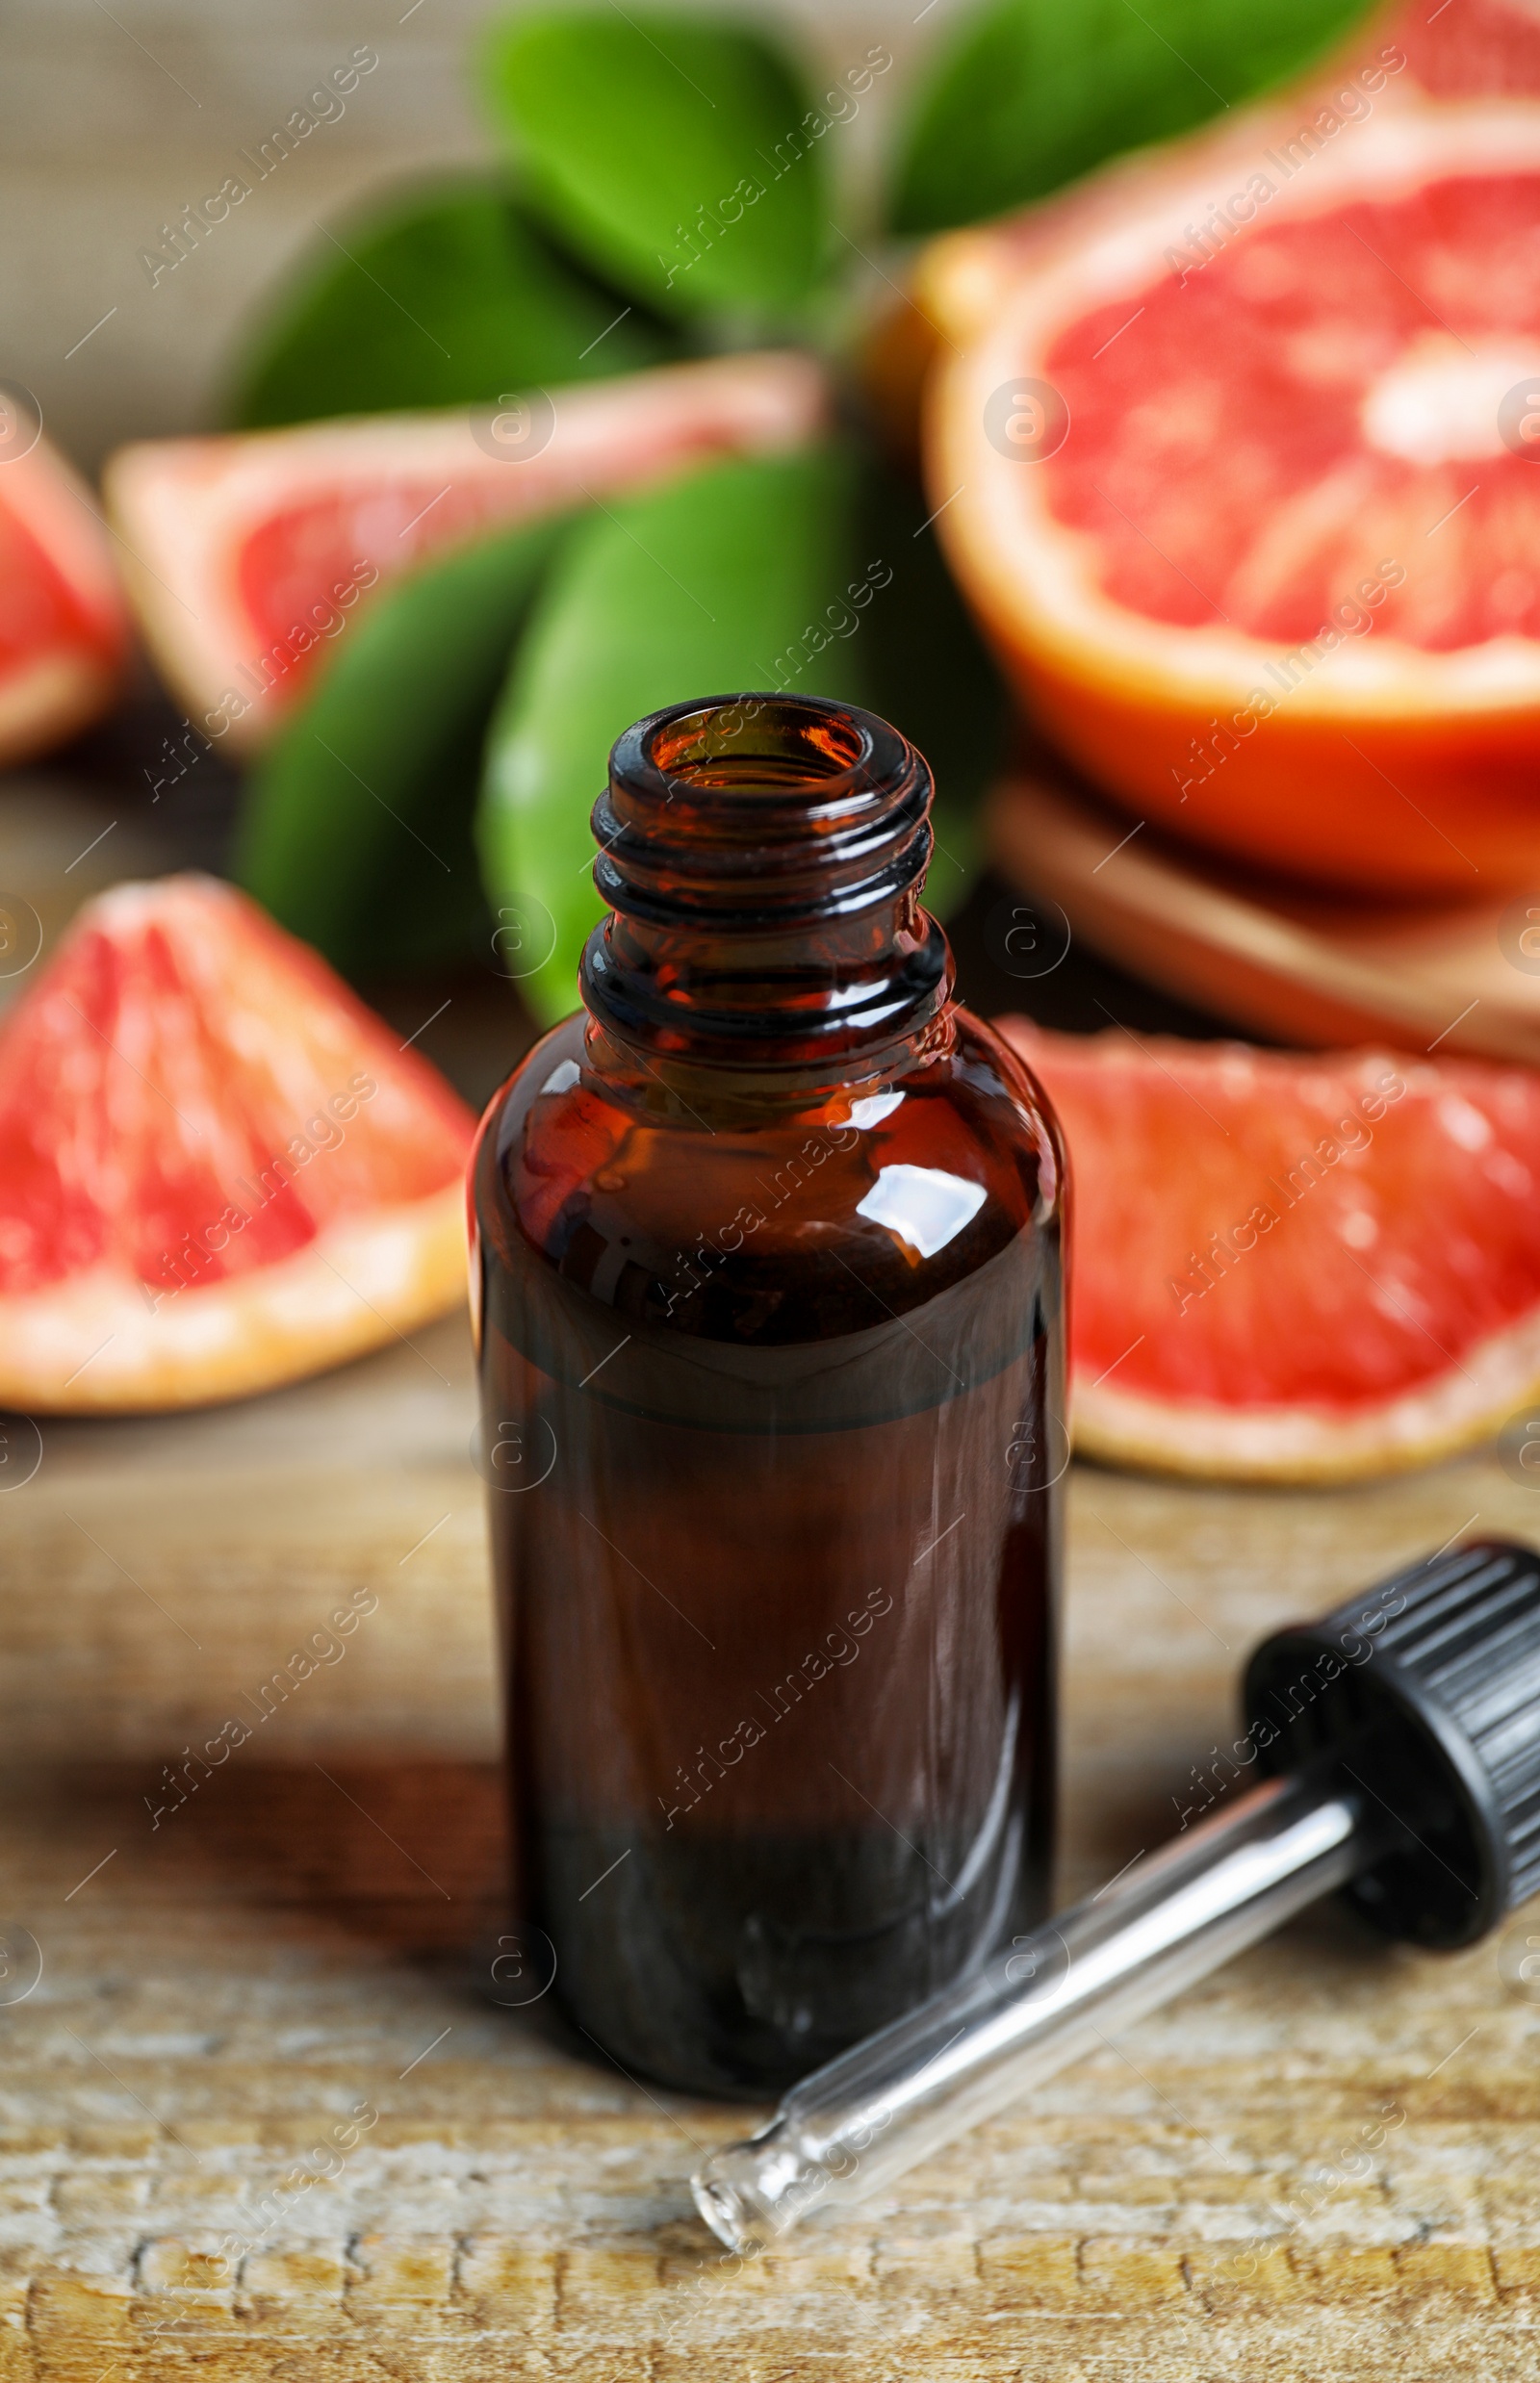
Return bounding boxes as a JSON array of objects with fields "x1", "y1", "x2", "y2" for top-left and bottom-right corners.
[{"x1": 578, "y1": 695, "x2": 953, "y2": 1075}]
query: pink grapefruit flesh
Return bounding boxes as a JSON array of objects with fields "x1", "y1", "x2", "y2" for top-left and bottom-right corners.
[
  {"x1": 0, "y1": 875, "x2": 476, "y2": 1413},
  {"x1": 928, "y1": 107, "x2": 1540, "y2": 890},
  {"x1": 1003, "y1": 1016, "x2": 1540, "y2": 1481},
  {"x1": 1380, "y1": 0, "x2": 1540, "y2": 97}
]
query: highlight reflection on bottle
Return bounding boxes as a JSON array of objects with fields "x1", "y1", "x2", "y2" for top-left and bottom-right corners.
[{"x1": 471, "y1": 694, "x2": 1066, "y2": 2097}]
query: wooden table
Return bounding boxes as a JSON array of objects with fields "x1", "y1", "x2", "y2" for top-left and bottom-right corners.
[
  {"x1": 5, "y1": 1308, "x2": 1540, "y2": 2381},
  {"x1": 4, "y1": 766, "x2": 1538, "y2": 2377}
]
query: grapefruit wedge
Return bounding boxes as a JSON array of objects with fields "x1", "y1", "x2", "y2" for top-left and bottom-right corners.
[
  {"x1": 0, "y1": 430, "x2": 126, "y2": 763},
  {"x1": 103, "y1": 352, "x2": 826, "y2": 755},
  {"x1": 930, "y1": 105, "x2": 1540, "y2": 890},
  {"x1": 1002, "y1": 1017, "x2": 1540, "y2": 1482},
  {"x1": 0, "y1": 875, "x2": 475, "y2": 1414}
]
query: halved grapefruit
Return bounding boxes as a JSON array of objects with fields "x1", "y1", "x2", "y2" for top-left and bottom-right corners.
[
  {"x1": 878, "y1": 0, "x2": 1540, "y2": 456},
  {"x1": 103, "y1": 352, "x2": 826, "y2": 755},
  {"x1": 1002, "y1": 1016, "x2": 1540, "y2": 1481},
  {"x1": 0, "y1": 430, "x2": 126, "y2": 764},
  {"x1": 929, "y1": 105, "x2": 1540, "y2": 891},
  {"x1": 0, "y1": 875, "x2": 475, "y2": 1413}
]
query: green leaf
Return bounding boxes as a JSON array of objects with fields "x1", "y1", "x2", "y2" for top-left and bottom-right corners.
[
  {"x1": 891, "y1": 0, "x2": 1377, "y2": 234},
  {"x1": 483, "y1": 10, "x2": 828, "y2": 320},
  {"x1": 227, "y1": 178, "x2": 673, "y2": 429},
  {"x1": 234, "y1": 520, "x2": 569, "y2": 976},
  {"x1": 477, "y1": 447, "x2": 878, "y2": 1022}
]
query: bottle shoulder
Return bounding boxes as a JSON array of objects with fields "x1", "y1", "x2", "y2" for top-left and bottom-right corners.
[{"x1": 473, "y1": 1006, "x2": 1063, "y2": 1347}]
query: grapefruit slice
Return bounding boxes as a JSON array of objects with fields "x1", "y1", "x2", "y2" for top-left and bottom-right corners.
[
  {"x1": 929, "y1": 105, "x2": 1540, "y2": 891},
  {"x1": 1001, "y1": 1016, "x2": 1540, "y2": 1481},
  {"x1": 0, "y1": 430, "x2": 126, "y2": 764},
  {"x1": 103, "y1": 351, "x2": 826, "y2": 755},
  {"x1": 0, "y1": 875, "x2": 475, "y2": 1414}
]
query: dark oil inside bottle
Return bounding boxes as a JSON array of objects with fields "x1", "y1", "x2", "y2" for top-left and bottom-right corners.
[{"x1": 473, "y1": 695, "x2": 1065, "y2": 2097}]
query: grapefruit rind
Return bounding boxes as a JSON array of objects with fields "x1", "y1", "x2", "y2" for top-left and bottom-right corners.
[
  {"x1": 0, "y1": 1187, "x2": 467, "y2": 1415},
  {"x1": 103, "y1": 352, "x2": 828, "y2": 753},
  {"x1": 932, "y1": 104, "x2": 1540, "y2": 728},
  {"x1": 0, "y1": 652, "x2": 117, "y2": 773},
  {"x1": 1076, "y1": 1321, "x2": 1540, "y2": 1484}
]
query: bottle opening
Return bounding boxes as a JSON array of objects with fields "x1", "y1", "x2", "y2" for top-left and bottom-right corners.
[
  {"x1": 600, "y1": 694, "x2": 927, "y2": 903},
  {"x1": 581, "y1": 693, "x2": 951, "y2": 1066},
  {"x1": 648, "y1": 698, "x2": 868, "y2": 794}
]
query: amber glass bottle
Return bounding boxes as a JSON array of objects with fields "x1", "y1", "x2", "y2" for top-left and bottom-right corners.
[{"x1": 471, "y1": 695, "x2": 1066, "y2": 2098}]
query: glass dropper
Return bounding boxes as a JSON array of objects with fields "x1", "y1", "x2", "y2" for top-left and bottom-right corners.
[
  {"x1": 694, "y1": 1765, "x2": 1363, "y2": 2250},
  {"x1": 693, "y1": 1538, "x2": 1540, "y2": 2255}
]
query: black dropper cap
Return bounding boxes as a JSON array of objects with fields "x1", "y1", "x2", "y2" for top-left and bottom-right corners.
[{"x1": 1244, "y1": 1538, "x2": 1540, "y2": 1949}]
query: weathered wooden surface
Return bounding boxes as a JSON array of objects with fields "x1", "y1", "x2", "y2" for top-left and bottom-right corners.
[{"x1": 3, "y1": 1319, "x2": 1540, "y2": 2379}]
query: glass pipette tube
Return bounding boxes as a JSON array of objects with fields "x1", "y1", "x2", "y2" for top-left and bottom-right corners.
[{"x1": 693, "y1": 1766, "x2": 1373, "y2": 2253}]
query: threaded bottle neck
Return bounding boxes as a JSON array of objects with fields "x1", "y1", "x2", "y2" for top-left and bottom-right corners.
[{"x1": 579, "y1": 694, "x2": 951, "y2": 1067}]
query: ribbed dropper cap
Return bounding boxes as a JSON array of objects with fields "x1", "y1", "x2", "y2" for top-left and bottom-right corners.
[{"x1": 1244, "y1": 1538, "x2": 1540, "y2": 1947}]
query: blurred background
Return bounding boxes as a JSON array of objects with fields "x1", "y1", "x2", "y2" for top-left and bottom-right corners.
[
  {"x1": 8, "y1": 0, "x2": 931, "y2": 468},
  {"x1": 8, "y1": 0, "x2": 1540, "y2": 1465},
  {"x1": 4, "y1": 0, "x2": 1245, "y2": 1092}
]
